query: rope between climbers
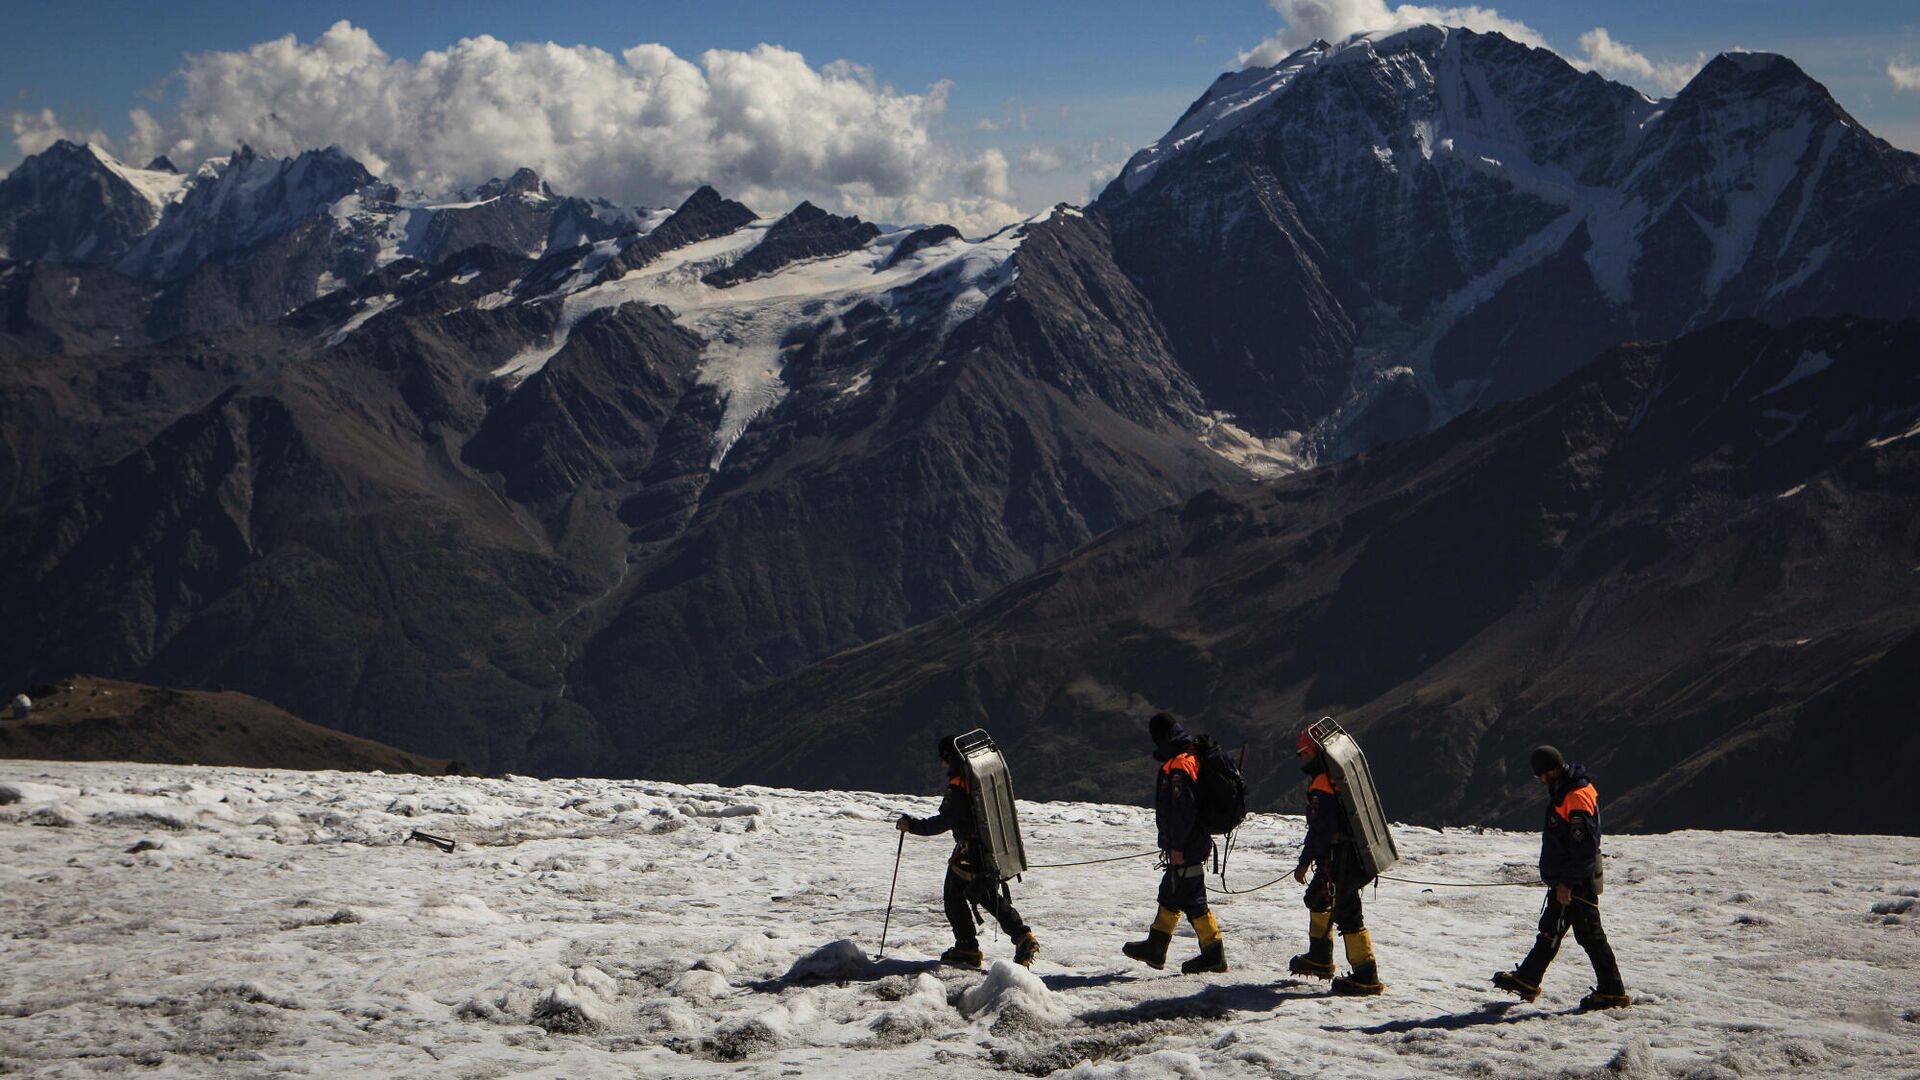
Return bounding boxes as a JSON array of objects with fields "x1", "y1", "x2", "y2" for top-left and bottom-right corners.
[
  {"x1": 1377, "y1": 873, "x2": 1603, "y2": 909},
  {"x1": 1025, "y1": 850, "x2": 1158, "y2": 869},
  {"x1": 1376, "y1": 874, "x2": 1538, "y2": 889}
]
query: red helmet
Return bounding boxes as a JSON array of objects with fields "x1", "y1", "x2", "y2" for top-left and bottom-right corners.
[{"x1": 1295, "y1": 729, "x2": 1318, "y2": 754}]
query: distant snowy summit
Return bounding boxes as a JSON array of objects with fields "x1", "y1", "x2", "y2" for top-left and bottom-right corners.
[
  {"x1": 0, "y1": 139, "x2": 665, "y2": 286},
  {"x1": 1095, "y1": 24, "x2": 1919, "y2": 453}
]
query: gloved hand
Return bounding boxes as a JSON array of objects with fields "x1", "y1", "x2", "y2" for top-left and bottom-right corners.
[
  {"x1": 896, "y1": 816, "x2": 912, "y2": 832},
  {"x1": 1554, "y1": 883, "x2": 1572, "y2": 905},
  {"x1": 1294, "y1": 864, "x2": 1309, "y2": 884}
]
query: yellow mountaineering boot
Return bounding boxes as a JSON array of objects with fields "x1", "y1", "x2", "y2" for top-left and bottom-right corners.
[
  {"x1": 1180, "y1": 911, "x2": 1228, "y2": 975},
  {"x1": 1289, "y1": 909, "x2": 1337, "y2": 978},
  {"x1": 1122, "y1": 907, "x2": 1180, "y2": 969},
  {"x1": 1329, "y1": 928, "x2": 1383, "y2": 996}
]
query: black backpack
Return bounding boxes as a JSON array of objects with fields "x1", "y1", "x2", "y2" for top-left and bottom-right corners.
[{"x1": 1192, "y1": 735, "x2": 1248, "y2": 835}]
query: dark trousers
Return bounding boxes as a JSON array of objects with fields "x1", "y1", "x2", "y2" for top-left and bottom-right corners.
[
  {"x1": 1303, "y1": 862, "x2": 1366, "y2": 934},
  {"x1": 1156, "y1": 864, "x2": 1210, "y2": 919},
  {"x1": 943, "y1": 867, "x2": 1027, "y2": 946},
  {"x1": 1518, "y1": 882, "x2": 1623, "y2": 994}
]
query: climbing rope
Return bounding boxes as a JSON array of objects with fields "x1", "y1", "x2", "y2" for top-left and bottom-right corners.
[
  {"x1": 1376, "y1": 873, "x2": 1539, "y2": 889},
  {"x1": 1379, "y1": 872, "x2": 1603, "y2": 910},
  {"x1": 1025, "y1": 849, "x2": 1158, "y2": 869},
  {"x1": 1210, "y1": 872, "x2": 1296, "y2": 896}
]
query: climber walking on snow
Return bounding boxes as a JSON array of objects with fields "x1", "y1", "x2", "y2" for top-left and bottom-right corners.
[
  {"x1": 1289, "y1": 726, "x2": 1385, "y2": 995},
  {"x1": 1122, "y1": 712, "x2": 1227, "y2": 974},
  {"x1": 1492, "y1": 745, "x2": 1631, "y2": 1010},
  {"x1": 897, "y1": 734, "x2": 1040, "y2": 968}
]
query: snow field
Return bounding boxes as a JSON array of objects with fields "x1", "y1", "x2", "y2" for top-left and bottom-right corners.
[{"x1": 2, "y1": 761, "x2": 1917, "y2": 1078}]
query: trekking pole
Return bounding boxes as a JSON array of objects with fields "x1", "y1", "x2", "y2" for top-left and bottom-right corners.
[{"x1": 877, "y1": 830, "x2": 906, "y2": 960}]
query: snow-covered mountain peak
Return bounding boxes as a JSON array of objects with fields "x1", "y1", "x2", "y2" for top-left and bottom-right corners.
[
  {"x1": 470, "y1": 166, "x2": 553, "y2": 203},
  {"x1": 1338, "y1": 21, "x2": 1452, "y2": 55},
  {"x1": 1116, "y1": 25, "x2": 1609, "y2": 197},
  {"x1": 1712, "y1": 49, "x2": 1799, "y2": 77},
  {"x1": 83, "y1": 142, "x2": 191, "y2": 217},
  {"x1": 0, "y1": 139, "x2": 181, "y2": 263},
  {"x1": 1678, "y1": 50, "x2": 1828, "y2": 107},
  {"x1": 1091, "y1": 23, "x2": 1918, "y2": 454}
]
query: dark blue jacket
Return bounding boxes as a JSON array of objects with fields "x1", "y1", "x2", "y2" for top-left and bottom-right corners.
[
  {"x1": 1296, "y1": 762, "x2": 1343, "y2": 872},
  {"x1": 1154, "y1": 724, "x2": 1212, "y2": 862},
  {"x1": 1539, "y1": 764, "x2": 1603, "y2": 887}
]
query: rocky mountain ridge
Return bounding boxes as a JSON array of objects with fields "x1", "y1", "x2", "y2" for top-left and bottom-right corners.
[
  {"x1": 2, "y1": 28, "x2": 1916, "y2": 830},
  {"x1": 1, "y1": 182, "x2": 1244, "y2": 776},
  {"x1": 693, "y1": 315, "x2": 1920, "y2": 834}
]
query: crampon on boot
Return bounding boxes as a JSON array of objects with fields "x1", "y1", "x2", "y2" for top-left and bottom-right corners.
[
  {"x1": 1330, "y1": 970, "x2": 1383, "y2": 996},
  {"x1": 1290, "y1": 951, "x2": 1335, "y2": 978},
  {"x1": 1492, "y1": 970, "x2": 1540, "y2": 1002},
  {"x1": 1289, "y1": 911, "x2": 1336, "y2": 978},
  {"x1": 1179, "y1": 911, "x2": 1227, "y2": 975},
  {"x1": 939, "y1": 944, "x2": 983, "y2": 968},
  {"x1": 1579, "y1": 989, "x2": 1632, "y2": 1010},
  {"x1": 1328, "y1": 929, "x2": 1382, "y2": 995},
  {"x1": 1013, "y1": 932, "x2": 1040, "y2": 968},
  {"x1": 1122, "y1": 907, "x2": 1179, "y2": 970}
]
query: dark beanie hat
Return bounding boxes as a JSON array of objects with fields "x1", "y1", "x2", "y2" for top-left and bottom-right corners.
[
  {"x1": 1148, "y1": 712, "x2": 1176, "y2": 744},
  {"x1": 1530, "y1": 745, "x2": 1566, "y2": 775},
  {"x1": 938, "y1": 734, "x2": 960, "y2": 762}
]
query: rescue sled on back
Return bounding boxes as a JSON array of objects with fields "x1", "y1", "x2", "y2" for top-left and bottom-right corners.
[
  {"x1": 1304, "y1": 716, "x2": 1399, "y2": 882},
  {"x1": 951, "y1": 728, "x2": 1028, "y2": 881}
]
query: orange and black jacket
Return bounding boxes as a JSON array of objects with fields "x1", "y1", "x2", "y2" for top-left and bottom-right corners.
[
  {"x1": 1154, "y1": 723, "x2": 1211, "y2": 862},
  {"x1": 906, "y1": 770, "x2": 975, "y2": 854},
  {"x1": 1540, "y1": 764, "x2": 1603, "y2": 887},
  {"x1": 1296, "y1": 762, "x2": 1343, "y2": 873}
]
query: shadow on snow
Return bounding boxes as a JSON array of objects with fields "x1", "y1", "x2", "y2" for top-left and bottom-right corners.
[
  {"x1": 1077, "y1": 979, "x2": 1321, "y2": 1025},
  {"x1": 1323, "y1": 1000, "x2": 1585, "y2": 1035}
]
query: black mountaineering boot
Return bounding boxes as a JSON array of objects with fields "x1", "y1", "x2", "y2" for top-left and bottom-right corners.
[
  {"x1": 1122, "y1": 930, "x2": 1171, "y2": 970},
  {"x1": 1179, "y1": 912, "x2": 1228, "y2": 975},
  {"x1": 1289, "y1": 911, "x2": 1336, "y2": 978},
  {"x1": 1122, "y1": 907, "x2": 1179, "y2": 970},
  {"x1": 940, "y1": 943, "x2": 984, "y2": 968},
  {"x1": 1579, "y1": 988, "x2": 1632, "y2": 1010},
  {"x1": 1328, "y1": 930, "x2": 1382, "y2": 995},
  {"x1": 1492, "y1": 970, "x2": 1541, "y2": 1002}
]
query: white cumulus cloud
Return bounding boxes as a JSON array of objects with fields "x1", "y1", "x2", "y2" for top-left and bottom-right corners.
[
  {"x1": 961, "y1": 148, "x2": 1012, "y2": 200},
  {"x1": 11, "y1": 20, "x2": 1029, "y2": 233},
  {"x1": 1573, "y1": 28, "x2": 1704, "y2": 95},
  {"x1": 1891, "y1": 59, "x2": 1920, "y2": 92},
  {"x1": 8, "y1": 108, "x2": 109, "y2": 156},
  {"x1": 131, "y1": 21, "x2": 947, "y2": 204},
  {"x1": 1019, "y1": 145, "x2": 1065, "y2": 173},
  {"x1": 1237, "y1": 2, "x2": 1708, "y2": 99},
  {"x1": 1239, "y1": 0, "x2": 1545, "y2": 67}
]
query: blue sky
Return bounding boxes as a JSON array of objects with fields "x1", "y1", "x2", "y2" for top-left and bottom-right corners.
[{"x1": 6, "y1": 0, "x2": 1918, "y2": 228}]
